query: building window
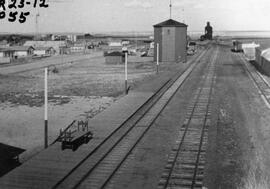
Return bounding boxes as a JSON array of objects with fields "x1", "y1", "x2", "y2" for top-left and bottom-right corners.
[{"x1": 167, "y1": 29, "x2": 170, "y2": 35}]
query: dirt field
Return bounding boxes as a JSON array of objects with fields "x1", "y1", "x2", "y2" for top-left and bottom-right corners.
[{"x1": 0, "y1": 52, "x2": 189, "y2": 162}]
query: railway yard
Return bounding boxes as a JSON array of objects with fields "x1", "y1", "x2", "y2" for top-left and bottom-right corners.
[{"x1": 1, "y1": 40, "x2": 270, "y2": 189}]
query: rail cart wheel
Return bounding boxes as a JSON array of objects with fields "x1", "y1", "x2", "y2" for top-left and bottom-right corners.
[
  {"x1": 84, "y1": 136, "x2": 88, "y2": 144},
  {"x1": 61, "y1": 143, "x2": 65, "y2": 150}
]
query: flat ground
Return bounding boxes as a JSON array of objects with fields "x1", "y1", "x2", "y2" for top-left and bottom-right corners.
[
  {"x1": 0, "y1": 50, "x2": 194, "y2": 163},
  {"x1": 102, "y1": 42, "x2": 270, "y2": 189},
  {"x1": 205, "y1": 43, "x2": 270, "y2": 189},
  {"x1": 3, "y1": 40, "x2": 270, "y2": 188}
]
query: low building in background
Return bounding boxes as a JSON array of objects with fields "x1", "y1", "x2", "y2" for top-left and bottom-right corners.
[
  {"x1": 242, "y1": 42, "x2": 260, "y2": 61},
  {"x1": 108, "y1": 41, "x2": 123, "y2": 52},
  {"x1": 105, "y1": 51, "x2": 124, "y2": 64},
  {"x1": 33, "y1": 47, "x2": 56, "y2": 57},
  {"x1": 70, "y1": 44, "x2": 85, "y2": 53},
  {"x1": 13, "y1": 46, "x2": 34, "y2": 57},
  {"x1": 0, "y1": 46, "x2": 34, "y2": 58},
  {"x1": 0, "y1": 46, "x2": 34, "y2": 62},
  {"x1": 24, "y1": 41, "x2": 66, "y2": 54}
]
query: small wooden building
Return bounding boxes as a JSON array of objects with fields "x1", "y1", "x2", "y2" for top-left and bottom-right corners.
[
  {"x1": 154, "y1": 19, "x2": 188, "y2": 63},
  {"x1": 0, "y1": 46, "x2": 34, "y2": 59},
  {"x1": 105, "y1": 51, "x2": 124, "y2": 64}
]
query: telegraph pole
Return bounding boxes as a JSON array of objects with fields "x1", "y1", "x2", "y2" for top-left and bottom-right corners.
[
  {"x1": 125, "y1": 52, "x2": 128, "y2": 94},
  {"x1": 157, "y1": 43, "x2": 159, "y2": 74},
  {"x1": 44, "y1": 67, "x2": 48, "y2": 149},
  {"x1": 169, "y1": 0, "x2": 172, "y2": 19}
]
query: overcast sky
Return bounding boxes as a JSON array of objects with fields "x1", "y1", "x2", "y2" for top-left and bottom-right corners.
[{"x1": 1, "y1": 0, "x2": 270, "y2": 33}]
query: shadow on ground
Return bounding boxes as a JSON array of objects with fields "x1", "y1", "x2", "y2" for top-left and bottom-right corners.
[{"x1": 0, "y1": 143, "x2": 25, "y2": 177}]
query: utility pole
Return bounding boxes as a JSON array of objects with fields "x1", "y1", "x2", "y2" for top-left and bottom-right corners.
[
  {"x1": 125, "y1": 52, "x2": 128, "y2": 94},
  {"x1": 44, "y1": 68, "x2": 48, "y2": 149},
  {"x1": 35, "y1": 12, "x2": 40, "y2": 40},
  {"x1": 182, "y1": 8, "x2": 185, "y2": 23},
  {"x1": 157, "y1": 43, "x2": 159, "y2": 74},
  {"x1": 61, "y1": 35, "x2": 64, "y2": 64},
  {"x1": 169, "y1": 0, "x2": 172, "y2": 19}
]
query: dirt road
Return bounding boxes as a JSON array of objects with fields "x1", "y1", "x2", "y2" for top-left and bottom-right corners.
[{"x1": 0, "y1": 52, "x2": 103, "y2": 74}]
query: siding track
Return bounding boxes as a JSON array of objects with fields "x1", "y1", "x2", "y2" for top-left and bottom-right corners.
[
  {"x1": 52, "y1": 48, "x2": 212, "y2": 189},
  {"x1": 158, "y1": 47, "x2": 218, "y2": 189}
]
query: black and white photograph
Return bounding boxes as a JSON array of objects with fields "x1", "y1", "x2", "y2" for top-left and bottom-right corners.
[{"x1": 0, "y1": 0, "x2": 270, "y2": 188}]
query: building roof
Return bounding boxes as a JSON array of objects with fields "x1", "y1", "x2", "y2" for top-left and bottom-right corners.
[
  {"x1": 34, "y1": 47, "x2": 54, "y2": 51},
  {"x1": 255, "y1": 45, "x2": 270, "y2": 61},
  {"x1": 24, "y1": 41, "x2": 66, "y2": 49},
  {"x1": 109, "y1": 42, "x2": 122, "y2": 47},
  {"x1": 0, "y1": 46, "x2": 33, "y2": 52},
  {"x1": 154, "y1": 19, "x2": 188, "y2": 28},
  {"x1": 106, "y1": 51, "x2": 123, "y2": 56}
]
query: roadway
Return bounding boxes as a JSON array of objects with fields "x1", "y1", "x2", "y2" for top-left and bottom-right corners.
[{"x1": 0, "y1": 52, "x2": 103, "y2": 75}]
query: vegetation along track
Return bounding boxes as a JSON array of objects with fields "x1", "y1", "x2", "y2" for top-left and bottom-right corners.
[
  {"x1": 158, "y1": 46, "x2": 219, "y2": 189},
  {"x1": 52, "y1": 46, "x2": 212, "y2": 189},
  {"x1": 237, "y1": 53, "x2": 270, "y2": 108}
]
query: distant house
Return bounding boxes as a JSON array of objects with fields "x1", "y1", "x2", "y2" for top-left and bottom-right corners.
[
  {"x1": 0, "y1": 46, "x2": 34, "y2": 63},
  {"x1": 105, "y1": 51, "x2": 124, "y2": 64},
  {"x1": 12, "y1": 46, "x2": 34, "y2": 57},
  {"x1": 0, "y1": 46, "x2": 34, "y2": 58},
  {"x1": 0, "y1": 48, "x2": 14, "y2": 58},
  {"x1": 108, "y1": 41, "x2": 123, "y2": 53},
  {"x1": 24, "y1": 41, "x2": 66, "y2": 54},
  {"x1": 33, "y1": 47, "x2": 55, "y2": 56}
]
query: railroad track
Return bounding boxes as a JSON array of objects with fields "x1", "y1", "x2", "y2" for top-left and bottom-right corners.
[
  {"x1": 49, "y1": 47, "x2": 212, "y2": 189},
  {"x1": 158, "y1": 46, "x2": 218, "y2": 189},
  {"x1": 237, "y1": 53, "x2": 270, "y2": 108}
]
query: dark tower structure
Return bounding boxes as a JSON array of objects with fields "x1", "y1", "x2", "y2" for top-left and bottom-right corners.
[
  {"x1": 205, "y1": 22, "x2": 213, "y2": 40},
  {"x1": 154, "y1": 19, "x2": 188, "y2": 63}
]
